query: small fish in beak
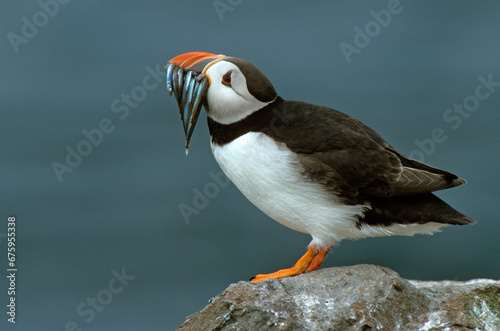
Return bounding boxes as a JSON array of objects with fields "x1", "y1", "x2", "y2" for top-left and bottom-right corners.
[
  {"x1": 165, "y1": 52, "x2": 225, "y2": 154},
  {"x1": 165, "y1": 63, "x2": 208, "y2": 155}
]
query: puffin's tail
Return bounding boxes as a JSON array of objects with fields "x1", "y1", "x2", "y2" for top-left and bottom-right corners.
[{"x1": 359, "y1": 193, "x2": 476, "y2": 228}]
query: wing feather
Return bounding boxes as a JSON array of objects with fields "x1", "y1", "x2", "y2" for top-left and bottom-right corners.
[{"x1": 263, "y1": 100, "x2": 465, "y2": 202}]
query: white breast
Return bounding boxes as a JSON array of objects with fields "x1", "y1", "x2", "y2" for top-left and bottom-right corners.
[
  {"x1": 210, "y1": 132, "x2": 449, "y2": 248},
  {"x1": 210, "y1": 132, "x2": 372, "y2": 249}
]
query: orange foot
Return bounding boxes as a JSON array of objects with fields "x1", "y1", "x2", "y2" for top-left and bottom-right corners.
[{"x1": 250, "y1": 244, "x2": 332, "y2": 283}]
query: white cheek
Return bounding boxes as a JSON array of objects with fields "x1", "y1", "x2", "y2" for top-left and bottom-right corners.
[
  {"x1": 229, "y1": 71, "x2": 249, "y2": 98},
  {"x1": 205, "y1": 63, "x2": 271, "y2": 125},
  {"x1": 207, "y1": 86, "x2": 248, "y2": 122},
  {"x1": 207, "y1": 85, "x2": 242, "y2": 110}
]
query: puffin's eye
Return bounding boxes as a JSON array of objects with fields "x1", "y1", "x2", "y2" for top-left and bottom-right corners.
[{"x1": 221, "y1": 72, "x2": 232, "y2": 86}]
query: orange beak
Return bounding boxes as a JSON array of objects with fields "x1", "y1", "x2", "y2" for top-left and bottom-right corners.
[{"x1": 168, "y1": 52, "x2": 222, "y2": 70}]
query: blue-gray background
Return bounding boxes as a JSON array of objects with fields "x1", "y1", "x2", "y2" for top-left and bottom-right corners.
[{"x1": 2, "y1": 1, "x2": 499, "y2": 330}]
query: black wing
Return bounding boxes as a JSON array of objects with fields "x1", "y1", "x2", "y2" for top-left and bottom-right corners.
[{"x1": 261, "y1": 99, "x2": 465, "y2": 202}]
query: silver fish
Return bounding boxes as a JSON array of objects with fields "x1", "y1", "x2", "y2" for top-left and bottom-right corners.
[
  {"x1": 184, "y1": 77, "x2": 209, "y2": 153},
  {"x1": 175, "y1": 67, "x2": 184, "y2": 104},
  {"x1": 182, "y1": 77, "x2": 197, "y2": 135},
  {"x1": 165, "y1": 63, "x2": 174, "y2": 95},
  {"x1": 166, "y1": 64, "x2": 210, "y2": 154}
]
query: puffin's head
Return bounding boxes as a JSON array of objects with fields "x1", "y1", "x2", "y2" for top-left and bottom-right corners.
[{"x1": 165, "y1": 52, "x2": 277, "y2": 153}]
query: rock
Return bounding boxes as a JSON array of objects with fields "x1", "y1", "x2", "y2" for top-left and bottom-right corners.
[{"x1": 177, "y1": 264, "x2": 500, "y2": 331}]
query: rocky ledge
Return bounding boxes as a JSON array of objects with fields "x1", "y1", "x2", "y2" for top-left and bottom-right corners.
[{"x1": 177, "y1": 264, "x2": 500, "y2": 330}]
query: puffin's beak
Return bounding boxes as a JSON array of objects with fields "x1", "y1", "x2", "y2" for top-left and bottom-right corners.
[{"x1": 165, "y1": 52, "x2": 226, "y2": 154}]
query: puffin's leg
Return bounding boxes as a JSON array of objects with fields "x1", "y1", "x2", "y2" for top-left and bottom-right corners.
[
  {"x1": 250, "y1": 243, "x2": 328, "y2": 283},
  {"x1": 305, "y1": 246, "x2": 332, "y2": 272}
]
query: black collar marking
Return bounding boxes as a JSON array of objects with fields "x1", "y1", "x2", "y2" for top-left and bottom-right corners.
[{"x1": 207, "y1": 97, "x2": 285, "y2": 146}]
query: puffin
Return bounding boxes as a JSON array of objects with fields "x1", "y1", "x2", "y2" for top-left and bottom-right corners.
[{"x1": 165, "y1": 52, "x2": 475, "y2": 283}]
